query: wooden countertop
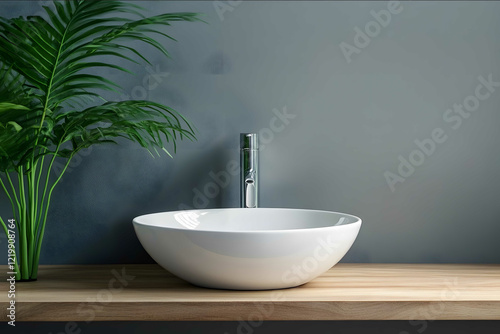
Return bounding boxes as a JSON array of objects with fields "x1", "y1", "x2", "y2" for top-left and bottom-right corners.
[{"x1": 1, "y1": 264, "x2": 499, "y2": 321}]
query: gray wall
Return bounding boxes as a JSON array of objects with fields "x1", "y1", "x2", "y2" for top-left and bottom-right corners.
[{"x1": 1, "y1": 1, "x2": 500, "y2": 264}]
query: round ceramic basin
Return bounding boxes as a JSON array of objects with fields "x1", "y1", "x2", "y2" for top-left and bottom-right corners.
[{"x1": 133, "y1": 208, "x2": 361, "y2": 290}]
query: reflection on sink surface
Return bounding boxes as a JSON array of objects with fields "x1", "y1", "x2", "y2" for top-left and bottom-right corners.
[{"x1": 133, "y1": 208, "x2": 362, "y2": 290}]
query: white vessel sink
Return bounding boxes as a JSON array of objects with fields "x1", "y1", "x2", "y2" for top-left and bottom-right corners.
[{"x1": 133, "y1": 208, "x2": 361, "y2": 290}]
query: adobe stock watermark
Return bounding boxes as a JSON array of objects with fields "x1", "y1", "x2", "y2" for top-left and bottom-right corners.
[
  {"x1": 282, "y1": 228, "x2": 345, "y2": 286},
  {"x1": 47, "y1": 267, "x2": 135, "y2": 334},
  {"x1": 398, "y1": 277, "x2": 461, "y2": 334},
  {"x1": 384, "y1": 74, "x2": 499, "y2": 192},
  {"x1": 178, "y1": 106, "x2": 296, "y2": 210},
  {"x1": 340, "y1": 1, "x2": 403, "y2": 64},
  {"x1": 213, "y1": 0, "x2": 243, "y2": 22},
  {"x1": 52, "y1": 65, "x2": 170, "y2": 180},
  {"x1": 6, "y1": 218, "x2": 16, "y2": 327}
]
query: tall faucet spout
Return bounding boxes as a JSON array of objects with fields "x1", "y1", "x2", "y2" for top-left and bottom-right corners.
[{"x1": 240, "y1": 133, "x2": 259, "y2": 208}]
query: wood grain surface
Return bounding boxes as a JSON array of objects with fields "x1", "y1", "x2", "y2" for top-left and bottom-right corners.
[{"x1": 1, "y1": 264, "x2": 499, "y2": 321}]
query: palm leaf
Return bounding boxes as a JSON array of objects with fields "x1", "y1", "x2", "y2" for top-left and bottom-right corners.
[
  {"x1": 0, "y1": 0, "x2": 202, "y2": 281},
  {"x1": 0, "y1": 0, "x2": 203, "y2": 171}
]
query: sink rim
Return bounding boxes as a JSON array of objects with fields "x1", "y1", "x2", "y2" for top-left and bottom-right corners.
[{"x1": 133, "y1": 207, "x2": 362, "y2": 234}]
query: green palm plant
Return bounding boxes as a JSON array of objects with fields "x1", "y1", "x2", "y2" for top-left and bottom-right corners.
[{"x1": 0, "y1": 0, "x2": 202, "y2": 281}]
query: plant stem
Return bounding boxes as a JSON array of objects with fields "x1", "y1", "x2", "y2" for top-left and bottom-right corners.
[
  {"x1": 36, "y1": 146, "x2": 60, "y2": 233},
  {"x1": 5, "y1": 172, "x2": 22, "y2": 227},
  {"x1": 26, "y1": 162, "x2": 32, "y2": 276},
  {"x1": 34, "y1": 154, "x2": 46, "y2": 229},
  {"x1": 17, "y1": 167, "x2": 29, "y2": 280},
  {"x1": 28, "y1": 161, "x2": 38, "y2": 277},
  {"x1": 32, "y1": 154, "x2": 73, "y2": 279},
  {"x1": 32, "y1": 154, "x2": 45, "y2": 275}
]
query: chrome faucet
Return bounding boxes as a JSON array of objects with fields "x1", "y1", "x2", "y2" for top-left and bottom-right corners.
[{"x1": 240, "y1": 133, "x2": 259, "y2": 208}]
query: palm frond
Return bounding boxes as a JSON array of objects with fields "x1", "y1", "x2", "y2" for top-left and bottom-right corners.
[
  {"x1": 0, "y1": 0, "x2": 202, "y2": 280},
  {"x1": 0, "y1": 0, "x2": 202, "y2": 171},
  {"x1": 52, "y1": 100, "x2": 195, "y2": 158},
  {"x1": 0, "y1": 64, "x2": 41, "y2": 172}
]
